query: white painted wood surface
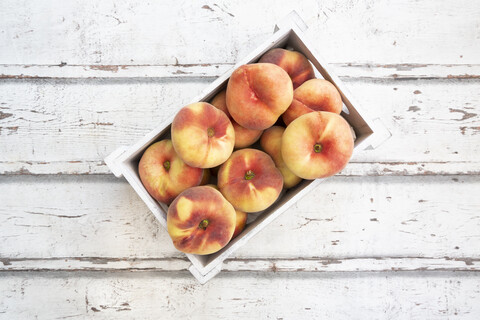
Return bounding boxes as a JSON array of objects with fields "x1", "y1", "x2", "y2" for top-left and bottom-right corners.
[
  {"x1": 1, "y1": 80, "x2": 479, "y2": 175},
  {"x1": 1, "y1": 0, "x2": 479, "y2": 65},
  {"x1": 1, "y1": 0, "x2": 480, "y2": 318},
  {"x1": 1, "y1": 175, "x2": 479, "y2": 260},
  {"x1": 2, "y1": 272, "x2": 480, "y2": 319}
]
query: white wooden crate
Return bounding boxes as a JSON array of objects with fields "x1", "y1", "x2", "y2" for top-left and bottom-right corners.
[{"x1": 105, "y1": 11, "x2": 389, "y2": 284}]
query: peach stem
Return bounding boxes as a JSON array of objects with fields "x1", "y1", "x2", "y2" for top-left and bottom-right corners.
[
  {"x1": 207, "y1": 127, "x2": 215, "y2": 137},
  {"x1": 245, "y1": 170, "x2": 255, "y2": 180},
  {"x1": 198, "y1": 219, "x2": 209, "y2": 230},
  {"x1": 313, "y1": 143, "x2": 323, "y2": 153},
  {"x1": 163, "y1": 160, "x2": 170, "y2": 171}
]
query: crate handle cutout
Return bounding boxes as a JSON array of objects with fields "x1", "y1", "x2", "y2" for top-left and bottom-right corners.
[
  {"x1": 364, "y1": 118, "x2": 392, "y2": 150},
  {"x1": 104, "y1": 146, "x2": 128, "y2": 178},
  {"x1": 188, "y1": 263, "x2": 223, "y2": 285},
  {"x1": 274, "y1": 10, "x2": 308, "y2": 33}
]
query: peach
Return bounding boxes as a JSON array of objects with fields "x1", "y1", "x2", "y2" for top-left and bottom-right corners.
[
  {"x1": 167, "y1": 186, "x2": 236, "y2": 255},
  {"x1": 260, "y1": 126, "x2": 302, "y2": 189},
  {"x1": 138, "y1": 140, "x2": 203, "y2": 205},
  {"x1": 282, "y1": 112, "x2": 354, "y2": 179},
  {"x1": 232, "y1": 210, "x2": 247, "y2": 239},
  {"x1": 226, "y1": 63, "x2": 293, "y2": 130},
  {"x1": 259, "y1": 48, "x2": 315, "y2": 89},
  {"x1": 204, "y1": 183, "x2": 247, "y2": 239},
  {"x1": 210, "y1": 89, "x2": 263, "y2": 148},
  {"x1": 282, "y1": 79, "x2": 343, "y2": 126},
  {"x1": 218, "y1": 149, "x2": 283, "y2": 212},
  {"x1": 171, "y1": 102, "x2": 235, "y2": 168}
]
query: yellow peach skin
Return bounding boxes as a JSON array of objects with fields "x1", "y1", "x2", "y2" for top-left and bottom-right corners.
[
  {"x1": 226, "y1": 63, "x2": 293, "y2": 130},
  {"x1": 259, "y1": 48, "x2": 315, "y2": 89},
  {"x1": 218, "y1": 149, "x2": 283, "y2": 213},
  {"x1": 167, "y1": 186, "x2": 236, "y2": 255},
  {"x1": 282, "y1": 112, "x2": 354, "y2": 179},
  {"x1": 260, "y1": 126, "x2": 302, "y2": 189},
  {"x1": 210, "y1": 89, "x2": 263, "y2": 148},
  {"x1": 172, "y1": 102, "x2": 235, "y2": 168},
  {"x1": 283, "y1": 79, "x2": 343, "y2": 126},
  {"x1": 138, "y1": 140, "x2": 203, "y2": 205}
]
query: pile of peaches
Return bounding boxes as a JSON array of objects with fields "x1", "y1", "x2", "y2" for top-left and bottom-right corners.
[{"x1": 139, "y1": 48, "x2": 354, "y2": 255}]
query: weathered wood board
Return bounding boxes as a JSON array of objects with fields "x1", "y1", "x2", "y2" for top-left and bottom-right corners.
[
  {"x1": 1, "y1": 0, "x2": 479, "y2": 66},
  {"x1": 0, "y1": 79, "x2": 479, "y2": 175},
  {"x1": 1, "y1": 272, "x2": 480, "y2": 319},
  {"x1": 1, "y1": 175, "x2": 478, "y2": 267}
]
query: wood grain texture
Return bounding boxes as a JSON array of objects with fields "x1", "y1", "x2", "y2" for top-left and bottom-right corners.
[
  {"x1": 1, "y1": 257, "x2": 478, "y2": 273},
  {"x1": 1, "y1": 175, "x2": 478, "y2": 262},
  {"x1": 1, "y1": 0, "x2": 480, "y2": 314},
  {"x1": 1, "y1": 272, "x2": 480, "y2": 319},
  {"x1": 0, "y1": 79, "x2": 479, "y2": 175},
  {"x1": 2, "y1": 63, "x2": 480, "y2": 80},
  {"x1": 1, "y1": 0, "x2": 479, "y2": 65}
]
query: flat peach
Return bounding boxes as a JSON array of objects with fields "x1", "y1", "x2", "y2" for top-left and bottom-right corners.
[
  {"x1": 167, "y1": 186, "x2": 236, "y2": 255},
  {"x1": 259, "y1": 48, "x2": 315, "y2": 89},
  {"x1": 204, "y1": 184, "x2": 247, "y2": 239},
  {"x1": 218, "y1": 149, "x2": 283, "y2": 212},
  {"x1": 226, "y1": 63, "x2": 293, "y2": 130},
  {"x1": 232, "y1": 210, "x2": 247, "y2": 239},
  {"x1": 138, "y1": 139, "x2": 203, "y2": 205},
  {"x1": 210, "y1": 89, "x2": 262, "y2": 148},
  {"x1": 260, "y1": 126, "x2": 302, "y2": 189},
  {"x1": 172, "y1": 102, "x2": 235, "y2": 168},
  {"x1": 283, "y1": 79, "x2": 343, "y2": 126},
  {"x1": 282, "y1": 112, "x2": 353, "y2": 179}
]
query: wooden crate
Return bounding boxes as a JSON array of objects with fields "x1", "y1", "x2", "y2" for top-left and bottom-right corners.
[{"x1": 105, "y1": 11, "x2": 389, "y2": 284}]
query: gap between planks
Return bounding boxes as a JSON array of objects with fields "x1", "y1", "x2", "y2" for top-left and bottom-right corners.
[
  {"x1": 1, "y1": 161, "x2": 479, "y2": 176},
  {"x1": 1, "y1": 63, "x2": 479, "y2": 80},
  {"x1": 0, "y1": 257, "x2": 478, "y2": 273}
]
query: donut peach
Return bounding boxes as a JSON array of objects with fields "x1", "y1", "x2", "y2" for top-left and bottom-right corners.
[
  {"x1": 167, "y1": 186, "x2": 236, "y2": 255},
  {"x1": 218, "y1": 149, "x2": 283, "y2": 213},
  {"x1": 260, "y1": 126, "x2": 302, "y2": 189},
  {"x1": 282, "y1": 112, "x2": 354, "y2": 179},
  {"x1": 211, "y1": 89, "x2": 263, "y2": 148},
  {"x1": 138, "y1": 140, "x2": 203, "y2": 205},
  {"x1": 171, "y1": 102, "x2": 235, "y2": 168},
  {"x1": 204, "y1": 183, "x2": 247, "y2": 239},
  {"x1": 282, "y1": 79, "x2": 343, "y2": 126},
  {"x1": 259, "y1": 48, "x2": 315, "y2": 89},
  {"x1": 226, "y1": 63, "x2": 293, "y2": 130}
]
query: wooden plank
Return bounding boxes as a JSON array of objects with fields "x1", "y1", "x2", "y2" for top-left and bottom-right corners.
[
  {"x1": 2, "y1": 160, "x2": 480, "y2": 176},
  {"x1": 1, "y1": 79, "x2": 479, "y2": 175},
  {"x1": 1, "y1": 0, "x2": 479, "y2": 66},
  {"x1": 2, "y1": 63, "x2": 480, "y2": 80},
  {"x1": 1, "y1": 271, "x2": 479, "y2": 318},
  {"x1": 0, "y1": 175, "x2": 478, "y2": 261},
  {"x1": 0, "y1": 160, "x2": 476, "y2": 178},
  {"x1": 1, "y1": 257, "x2": 479, "y2": 273}
]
